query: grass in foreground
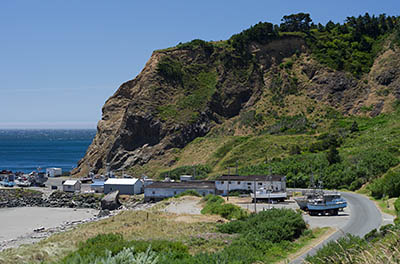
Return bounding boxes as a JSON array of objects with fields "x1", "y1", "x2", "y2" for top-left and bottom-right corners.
[
  {"x1": 305, "y1": 224, "x2": 400, "y2": 264},
  {"x1": 0, "y1": 199, "x2": 330, "y2": 264},
  {"x1": 0, "y1": 210, "x2": 220, "y2": 264}
]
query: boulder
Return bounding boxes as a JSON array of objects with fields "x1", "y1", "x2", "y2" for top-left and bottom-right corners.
[
  {"x1": 97, "y1": 209, "x2": 110, "y2": 218},
  {"x1": 101, "y1": 191, "x2": 121, "y2": 210}
]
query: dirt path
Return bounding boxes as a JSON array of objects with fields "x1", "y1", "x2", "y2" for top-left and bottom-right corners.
[{"x1": 161, "y1": 196, "x2": 203, "y2": 215}]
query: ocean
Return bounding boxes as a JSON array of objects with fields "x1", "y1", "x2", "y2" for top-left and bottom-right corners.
[{"x1": 0, "y1": 129, "x2": 96, "y2": 173}]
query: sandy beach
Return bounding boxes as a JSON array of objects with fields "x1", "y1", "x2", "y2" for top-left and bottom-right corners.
[{"x1": 0, "y1": 207, "x2": 98, "y2": 249}]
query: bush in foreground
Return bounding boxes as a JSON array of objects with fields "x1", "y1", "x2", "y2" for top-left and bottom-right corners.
[{"x1": 201, "y1": 194, "x2": 248, "y2": 220}]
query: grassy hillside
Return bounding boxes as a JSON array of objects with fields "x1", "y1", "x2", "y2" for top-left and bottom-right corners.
[{"x1": 128, "y1": 103, "x2": 400, "y2": 192}]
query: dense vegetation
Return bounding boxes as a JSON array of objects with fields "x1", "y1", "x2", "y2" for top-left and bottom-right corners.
[
  {"x1": 368, "y1": 167, "x2": 400, "y2": 198},
  {"x1": 168, "y1": 13, "x2": 399, "y2": 78},
  {"x1": 200, "y1": 194, "x2": 248, "y2": 220},
  {"x1": 306, "y1": 14, "x2": 399, "y2": 77},
  {"x1": 58, "y1": 208, "x2": 307, "y2": 264},
  {"x1": 306, "y1": 224, "x2": 400, "y2": 264},
  {"x1": 60, "y1": 234, "x2": 188, "y2": 264},
  {"x1": 217, "y1": 208, "x2": 306, "y2": 243}
]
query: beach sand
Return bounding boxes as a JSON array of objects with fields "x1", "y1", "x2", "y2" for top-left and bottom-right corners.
[{"x1": 0, "y1": 207, "x2": 98, "y2": 247}]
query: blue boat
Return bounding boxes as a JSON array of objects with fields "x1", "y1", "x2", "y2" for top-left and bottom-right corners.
[
  {"x1": 0, "y1": 180, "x2": 15, "y2": 187},
  {"x1": 307, "y1": 192, "x2": 347, "y2": 216}
]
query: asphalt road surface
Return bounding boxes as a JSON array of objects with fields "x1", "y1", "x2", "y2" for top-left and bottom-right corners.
[{"x1": 290, "y1": 192, "x2": 382, "y2": 263}]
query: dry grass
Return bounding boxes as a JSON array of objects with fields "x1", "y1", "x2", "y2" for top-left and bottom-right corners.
[
  {"x1": 0, "y1": 210, "x2": 219, "y2": 264},
  {"x1": 305, "y1": 229, "x2": 400, "y2": 264}
]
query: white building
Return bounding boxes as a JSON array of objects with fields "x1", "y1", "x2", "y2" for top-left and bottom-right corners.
[
  {"x1": 104, "y1": 178, "x2": 143, "y2": 195},
  {"x1": 144, "y1": 181, "x2": 216, "y2": 202},
  {"x1": 62, "y1": 180, "x2": 81, "y2": 192},
  {"x1": 46, "y1": 168, "x2": 62, "y2": 177},
  {"x1": 215, "y1": 175, "x2": 286, "y2": 195}
]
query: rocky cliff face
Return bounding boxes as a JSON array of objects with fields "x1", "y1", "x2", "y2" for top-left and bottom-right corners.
[{"x1": 72, "y1": 36, "x2": 400, "y2": 176}]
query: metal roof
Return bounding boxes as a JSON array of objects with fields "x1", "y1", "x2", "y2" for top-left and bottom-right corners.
[
  {"x1": 63, "y1": 180, "x2": 80, "y2": 185},
  {"x1": 216, "y1": 175, "x2": 285, "y2": 182},
  {"x1": 104, "y1": 178, "x2": 140, "y2": 185},
  {"x1": 91, "y1": 181, "x2": 105, "y2": 186},
  {"x1": 146, "y1": 181, "x2": 215, "y2": 189}
]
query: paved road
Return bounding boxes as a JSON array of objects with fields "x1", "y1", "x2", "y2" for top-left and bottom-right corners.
[{"x1": 290, "y1": 192, "x2": 382, "y2": 264}]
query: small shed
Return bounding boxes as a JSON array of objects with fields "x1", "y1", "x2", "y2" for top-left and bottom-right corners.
[
  {"x1": 104, "y1": 178, "x2": 143, "y2": 195},
  {"x1": 63, "y1": 180, "x2": 81, "y2": 192},
  {"x1": 46, "y1": 168, "x2": 62, "y2": 177},
  {"x1": 180, "y1": 175, "x2": 194, "y2": 182},
  {"x1": 91, "y1": 181, "x2": 105, "y2": 193}
]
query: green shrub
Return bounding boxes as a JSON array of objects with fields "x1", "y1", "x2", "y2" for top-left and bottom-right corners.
[
  {"x1": 395, "y1": 197, "x2": 400, "y2": 215},
  {"x1": 174, "y1": 190, "x2": 201, "y2": 198},
  {"x1": 176, "y1": 39, "x2": 214, "y2": 55},
  {"x1": 369, "y1": 169, "x2": 400, "y2": 199},
  {"x1": 156, "y1": 57, "x2": 183, "y2": 83},
  {"x1": 61, "y1": 234, "x2": 188, "y2": 264},
  {"x1": 218, "y1": 209, "x2": 306, "y2": 243},
  {"x1": 201, "y1": 194, "x2": 247, "y2": 220}
]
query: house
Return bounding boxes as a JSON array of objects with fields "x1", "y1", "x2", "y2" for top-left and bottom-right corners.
[
  {"x1": 215, "y1": 175, "x2": 286, "y2": 195},
  {"x1": 46, "y1": 168, "x2": 62, "y2": 177},
  {"x1": 104, "y1": 178, "x2": 143, "y2": 195},
  {"x1": 90, "y1": 181, "x2": 105, "y2": 193},
  {"x1": 144, "y1": 181, "x2": 216, "y2": 202},
  {"x1": 62, "y1": 180, "x2": 81, "y2": 192}
]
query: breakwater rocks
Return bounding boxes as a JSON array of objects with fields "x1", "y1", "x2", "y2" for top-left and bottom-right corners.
[
  {"x1": 0, "y1": 189, "x2": 101, "y2": 209},
  {"x1": 46, "y1": 191, "x2": 101, "y2": 209},
  {"x1": 0, "y1": 189, "x2": 44, "y2": 207}
]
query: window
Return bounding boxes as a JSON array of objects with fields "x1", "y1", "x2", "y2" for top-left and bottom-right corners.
[
  {"x1": 202, "y1": 192, "x2": 205, "y2": 196},
  {"x1": 152, "y1": 191, "x2": 155, "y2": 194},
  {"x1": 174, "y1": 191, "x2": 177, "y2": 195},
  {"x1": 228, "y1": 181, "x2": 232, "y2": 184},
  {"x1": 237, "y1": 181, "x2": 241, "y2": 184},
  {"x1": 221, "y1": 181, "x2": 224, "y2": 184},
  {"x1": 258, "y1": 183, "x2": 262, "y2": 186},
  {"x1": 247, "y1": 182, "x2": 252, "y2": 185}
]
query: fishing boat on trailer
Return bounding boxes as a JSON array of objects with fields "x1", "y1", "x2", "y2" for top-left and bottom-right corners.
[
  {"x1": 251, "y1": 188, "x2": 287, "y2": 203},
  {"x1": 294, "y1": 189, "x2": 324, "y2": 210},
  {"x1": 307, "y1": 192, "x2": 347, "y2": 216}
]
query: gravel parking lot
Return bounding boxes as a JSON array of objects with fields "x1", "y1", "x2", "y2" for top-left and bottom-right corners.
[{"x1": 232, "y1": 196, "x2": 350, "y2": 230}]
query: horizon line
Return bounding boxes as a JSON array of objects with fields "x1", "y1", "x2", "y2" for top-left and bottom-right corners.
[{"x1": 0, "y1": 122, "x2": 97, "y2": 130}]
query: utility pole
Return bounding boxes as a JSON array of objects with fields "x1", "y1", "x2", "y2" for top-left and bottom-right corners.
[
  {"x1": 254, "y1": 179, "x2": 257, "y2": 213},
  {"x1": 235, "y1": 161, "x2": 238, "y2": 175},
  {"x1": 227, "y1": 180, "x2": 230, "y2": 201},
  {"x1": 269, "y1": 175, "x2": 272, "y2": 209}
]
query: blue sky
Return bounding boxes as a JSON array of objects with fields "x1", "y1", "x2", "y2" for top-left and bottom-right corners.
[{"x1": 1, "y1": 1, "x2": 399, "y2": 129}]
